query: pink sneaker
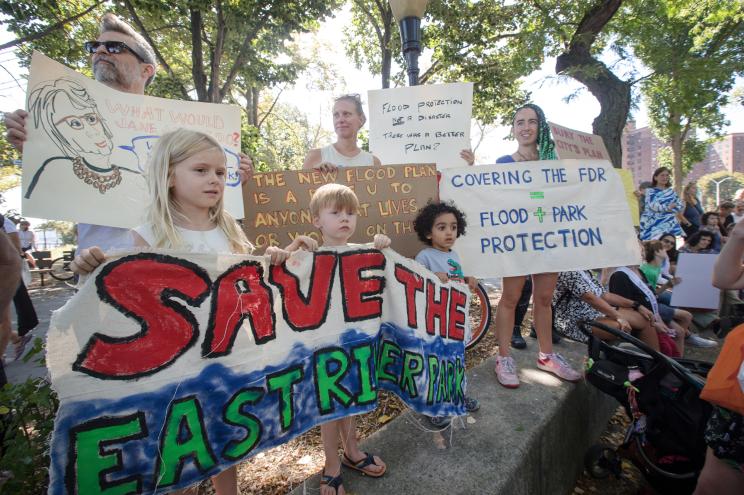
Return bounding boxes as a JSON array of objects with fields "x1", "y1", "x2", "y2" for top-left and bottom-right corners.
[
  {"x1": 537, "y1": 353, "x2": 581, "y2": 382},
  {"x1": 495, "y1": 356, "x2": 520, "y2": 388}
]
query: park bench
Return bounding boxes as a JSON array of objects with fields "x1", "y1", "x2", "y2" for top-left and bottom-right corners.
[{"x1": 30, "y1": 251, "x2": 54, "y2": 286}]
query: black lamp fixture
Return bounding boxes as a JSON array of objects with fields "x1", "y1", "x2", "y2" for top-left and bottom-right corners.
[{"x1": 389, "y1": 0, "x2": 429, "y2": 86}]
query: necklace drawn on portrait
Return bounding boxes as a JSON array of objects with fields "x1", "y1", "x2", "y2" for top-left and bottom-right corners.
[{"x1": 72, "y1": 157, "x2": 122, "y2": 194}]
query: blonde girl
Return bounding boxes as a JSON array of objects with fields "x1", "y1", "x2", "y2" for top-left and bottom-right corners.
[{"x1": 72, "y1": 128, "x2": 313, "y2": 494}]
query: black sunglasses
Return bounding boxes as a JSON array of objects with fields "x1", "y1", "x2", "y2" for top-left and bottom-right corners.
[{"x1": 84, "y1": 41, "x2": 146, "y2": 63}]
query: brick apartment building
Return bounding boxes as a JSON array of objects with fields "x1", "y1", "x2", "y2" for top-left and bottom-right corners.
[{"x1": 621, "y1": 121, "x2": 744, "y2": 187}]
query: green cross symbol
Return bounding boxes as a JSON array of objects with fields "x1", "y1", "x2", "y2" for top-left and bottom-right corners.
[{"x1": 533, "y1": 207, "x2": 546, "y2": 223}]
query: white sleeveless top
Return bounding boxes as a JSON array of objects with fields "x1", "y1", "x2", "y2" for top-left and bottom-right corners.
[
  {"x1": 320, "y1": 144, "x2": 374, "y2": 168},
  {"x1": 133, "y1": 224, "x2": 232, "y2": 253}
]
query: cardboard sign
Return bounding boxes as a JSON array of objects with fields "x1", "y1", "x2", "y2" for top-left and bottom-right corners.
[
  {"x1": 242, "y1": 164, "x2": 438, "y2": 258},
  {"x1": 368, "y1": 83, "x2": 473, "y2": 169},
  {"x1": 670, "y1": 253, "x2": 719, "y2": 309},
  {"x1": 548, "y1": 122, "x2": 610, "y2": 161},
  {"x1": 47, "y1": 247, "x2": 469, "y2": 494},
  {"x1": 439, "y1": 159, "x2": 639, "y2": 278},
  {"x1": 21, "y1": 52, "x2": 243, "y2": 227}
]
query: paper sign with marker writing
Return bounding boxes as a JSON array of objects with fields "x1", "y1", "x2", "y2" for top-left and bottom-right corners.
[
  {"x1": 439, "y1": 159, "x2": 639, "y2": 278},
  {"x1": 46, "y1": 248, "x2": 468, "y2": 493},
  {"x1": 21, "y1": 51, "x2": 243, "y2": 227},
  {"x1": 368, "y1": 83, "x2": 473, "y2": 169},
  {"x1": 548, "y1": 122, "x2": 610, "y2": 161}
]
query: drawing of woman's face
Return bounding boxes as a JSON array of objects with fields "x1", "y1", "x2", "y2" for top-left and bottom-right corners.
[{"x1": 53, "y1": 95, "x2": 112, "y2": 156}]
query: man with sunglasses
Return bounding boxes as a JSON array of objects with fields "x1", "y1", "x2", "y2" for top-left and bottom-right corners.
[{"x1": 5, "y1": 13, "x2": 252, "y2": 251}]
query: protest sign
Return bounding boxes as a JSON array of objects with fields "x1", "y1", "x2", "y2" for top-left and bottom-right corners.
[
  {"x1": 548, "y1": 122, "x2": 610, "y2": 161},
  {"x1": 439, "y1": 159, "x2": 639, "y2": 278},
  {"x1": 242, "y1": 164, "x2": 438, "y2": 258},
  {"x1": 47, "y1": 247, "x2": 469, "y2": 494},
  {"x1": 615, "y1": 168, "x2": 640, "y2": 226},
  {"x1": 21, "y1": 52, "x2": 243, "y2": 227},
  {"x1": 670, "y1": 253, "x2": 719, "y2": 309},
  {"x1": 368, "y1": 83, "x2": 473, "y2": 169}
]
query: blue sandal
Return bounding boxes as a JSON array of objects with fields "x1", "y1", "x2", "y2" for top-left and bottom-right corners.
[
  {"x1": 320, "y1": 472, "x2": 344, "y2": 494},
  {"x1": 342, "y1": 451, "x2": 386, "y2": 477}
]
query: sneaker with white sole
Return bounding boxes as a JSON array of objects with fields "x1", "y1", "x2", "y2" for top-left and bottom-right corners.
[
  {"x1": 685, "y1": 334, "x2": 718, "y2": 348},
  {"x1": 495, "y1": 356, "x2": 520, "y2": 388},
  {"x1": 537, "y1": 353, "x2": 582, "y2": 382}
]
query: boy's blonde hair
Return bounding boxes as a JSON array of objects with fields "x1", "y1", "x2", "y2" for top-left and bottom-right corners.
[
  {"x1": 309, "y1": 183, "x2": 360, "y2": 218},
  {"x1": 145, "y1": 128, "x2": 252, "y2": 254}
]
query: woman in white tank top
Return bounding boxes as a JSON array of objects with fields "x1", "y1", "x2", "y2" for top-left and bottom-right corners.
[{"x1": 302, "y1": 94, "x2": 382, "y2": 172}]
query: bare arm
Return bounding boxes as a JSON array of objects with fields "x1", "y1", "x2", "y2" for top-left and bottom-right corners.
[
  {"x1": 713, "y1": 219, "x2": 744, "y2": 289},
  {"x1": 302, "y1": 148, "x2": 322, "y2": 170}
]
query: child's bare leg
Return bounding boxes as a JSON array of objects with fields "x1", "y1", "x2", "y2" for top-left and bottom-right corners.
[
  {"x1": 339, "y1": 416, "x2": 385, "y2": 475},
  {"x1": 211, "y1": 466, "x2": 238, "y2": 495},
  {"x1": 320, "y1": 420, "x2": 344, "y2": 495}
]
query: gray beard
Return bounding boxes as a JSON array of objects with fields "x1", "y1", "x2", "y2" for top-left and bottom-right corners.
[{"x1": 93, "y1": 62, "x2": 133, "y2": 90}]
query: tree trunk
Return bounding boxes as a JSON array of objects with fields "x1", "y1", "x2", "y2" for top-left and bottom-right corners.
[
  {"x1": 190, "y1": 9, "x2": 208, "y2": 102},
  {"x1": 381, "y1": 48, "x2": 392, "y2": 89},
  {"x1": 555, "y1": 0, "x2": 629, "y2": 168},
  {"x1": 670, "y1": 133, "x2": 684, "y2": 195}
]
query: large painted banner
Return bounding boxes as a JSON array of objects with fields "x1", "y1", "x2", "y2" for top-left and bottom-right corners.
[
  {"x1": 21, "y1": 51, "x2": 243, "y2": 227},
  {"x1": 440, "y1": 159, "x2": 639, "y2": 278},
  {"x1": 242, "y1": 164, "x2": 438, "y2": 258},
  {"x1": 368, "y1": 82, "x2": 473, "y2": 169},
  {"x1": 46, "y1": 247, "x2": 469, "y2": 494}
]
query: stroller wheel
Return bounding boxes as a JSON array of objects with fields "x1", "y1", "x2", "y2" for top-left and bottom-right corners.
[{"x1": 584, "y1": 444, "x2": 621, "y2": 479}]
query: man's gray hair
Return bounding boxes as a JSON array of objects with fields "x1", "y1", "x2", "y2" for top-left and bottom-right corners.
[{"x1": 99, "y1": 13, "x2": 157, "y2": 86}]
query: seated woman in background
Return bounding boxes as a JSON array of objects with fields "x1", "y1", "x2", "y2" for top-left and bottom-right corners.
[
  {"x1": 659, "y1": 232, "x2": 678, "y2": 278},
  {"x1": 700, "y1": 212, "x2": 724, "y2": 252},
  {"x1": 680, "y1": 231, "x2": 718, "y2": 254},
  {"x1": 552, "y1": 270, "x2": 659, "y2": 350},
  {"x1": 609, "y1": 265, "x2": 686, "y2": 356},
  {"x1": 640, "y1": 240, "x2": 717, "y2": 348}
]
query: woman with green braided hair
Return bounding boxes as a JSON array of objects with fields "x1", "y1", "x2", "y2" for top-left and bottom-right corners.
[{"x1": 493, "y1": 103, "x2": 582, "y2": 389}]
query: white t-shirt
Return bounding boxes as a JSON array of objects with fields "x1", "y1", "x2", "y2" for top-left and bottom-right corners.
[
  {"x1": 320, "y1": 144, "x2": 374, "y2": 168},
  {"x1": 133, "y1": 224, "x2": 232, "y2": 253},
  {"x1": 3, "y1": 217, "x2": 17, "y2": 234},
  {"x1": 18, "y1": 230, "x2": 34, "y2": 249}
]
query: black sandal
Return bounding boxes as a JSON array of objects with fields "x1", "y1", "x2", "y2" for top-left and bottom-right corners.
[
  {"x1": 320, "y1": 471, "x2": 344, "y2": 494},
  {"x1": 341, "y1": 451, "x2": 386, "y2": 477}
]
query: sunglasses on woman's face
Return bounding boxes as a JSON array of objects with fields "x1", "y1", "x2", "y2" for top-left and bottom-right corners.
[{"x1": 84, "y1": 41, "x2": 146, "y2": 63}]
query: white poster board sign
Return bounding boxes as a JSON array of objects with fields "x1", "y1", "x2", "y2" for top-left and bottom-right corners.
[
  {"x1": 439, "y1": 159, "x2": 638, "y2": 278},
  {"x1": 21, "y1": 51, "x2": 243, "y2": 227},
  {"x1": 368, "y1": 82, "x2": 473, "y2": 169},
  {"x1": 548, "y1": 122, "x2": 610, "y2": 161},
  {"x1": 670, "y1": 253, "x2": 719, "y2": 309}
]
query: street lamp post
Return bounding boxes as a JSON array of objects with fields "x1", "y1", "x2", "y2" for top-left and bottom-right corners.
[
  {"x1": 711, "y1": 176, "x2": 733, "y2": 206},
  {"x1": 389, "y1": 0, "x2": 429, "y2": 86}
]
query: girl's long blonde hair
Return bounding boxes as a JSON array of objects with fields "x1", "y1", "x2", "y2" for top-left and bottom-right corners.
[
  {"x1": 145, "y1": 129, "x2": 252, "y2": 254},
  {"x1": 683, "y1": 181, "x2": 698, "y2": 204}
]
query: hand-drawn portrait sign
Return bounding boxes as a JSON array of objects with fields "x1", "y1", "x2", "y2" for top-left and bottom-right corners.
[
  {"x1": 46, "y1": 248, "x2": 470, "y2": 494},
  {"x1": 440, "y1": 159, "x2": 639, "y2": 278},
  {"x1": 21, "y1": 51, "x2": 243, "y2": 227},
  {"x1": 548, "y1": 122, "x2": 611, "y2": 161},
  {"x1": 242, "y1": 164, "x2": 438, "y2": 258},
  {"x1": 368, "y1": 83, "x2": 473, "y2": 169}
]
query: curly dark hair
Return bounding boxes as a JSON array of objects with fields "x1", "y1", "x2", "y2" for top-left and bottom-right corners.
[
  {"x1": 413, "y1": 201, "x2": 467, "y2": 245},
  {"x1": 686, "y1": 230, "x2": 714, "y2": 248}
]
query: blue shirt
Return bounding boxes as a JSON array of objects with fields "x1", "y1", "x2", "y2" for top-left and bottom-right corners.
[{"x1": 496, "y1": 155, "x2": 516, "y2": 163}]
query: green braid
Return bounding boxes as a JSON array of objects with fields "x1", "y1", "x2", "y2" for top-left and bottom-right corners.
[{"x1": 513, "y1": 103, "x2": 557, "y2": 161}]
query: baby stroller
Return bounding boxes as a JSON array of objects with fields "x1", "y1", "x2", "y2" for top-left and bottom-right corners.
[{"x1": 581, "y1": 320, "x2": 713, "y2": 495}]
